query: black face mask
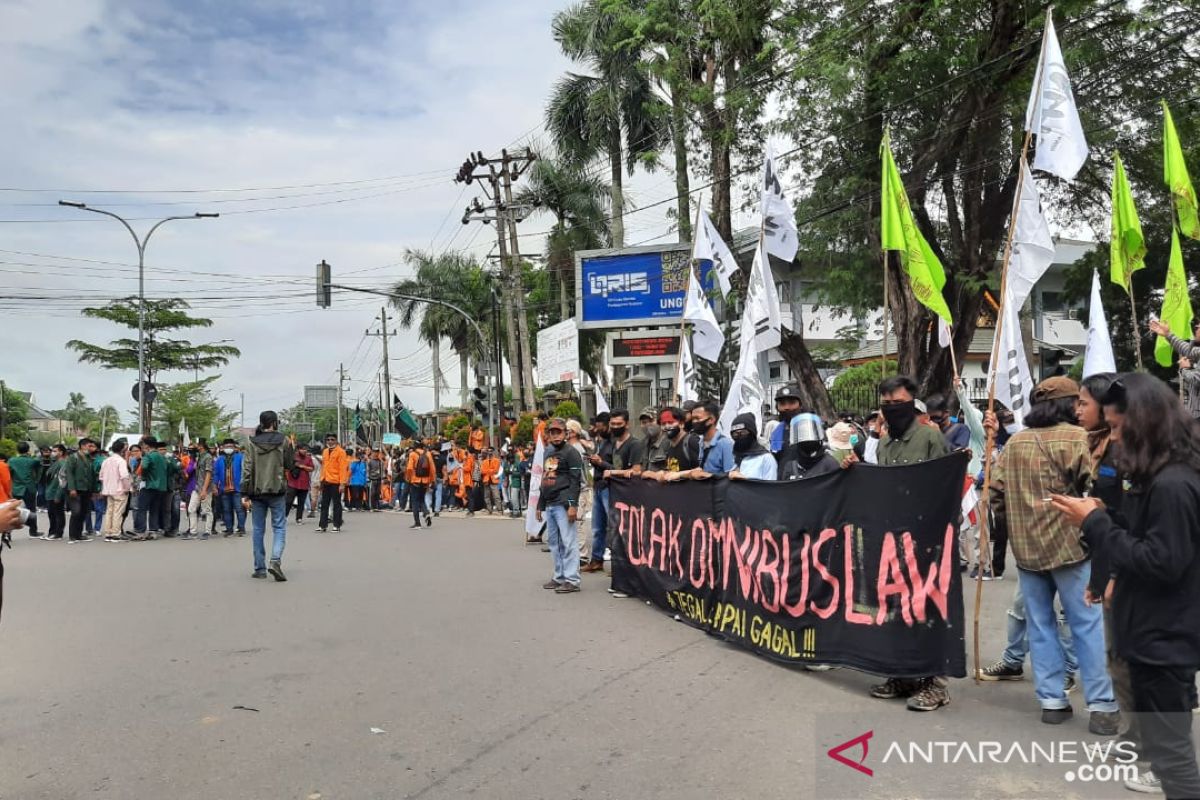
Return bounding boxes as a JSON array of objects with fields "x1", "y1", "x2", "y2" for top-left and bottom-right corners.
[
  {"x1": 778, "y1": 407, "x2": 800, "y2": 422},
  {"x1": 683, "y1": 419, "x2": 694, "y2": 434},
  {"x1": 732, "y1": 435, "x2": 755, "y2": 454},
  {"x1": 691, "y1": 418, "x2": 712, "y2": 435},
  {"x1": 881, "y1": 401, "x2": 917, "y2": 436},
  {"x1": 609, "y1": 425, "x2": 626, "y2": 439},
  {"x1": 661, "y1": 425, "x2": 681, "y2": 440},
  {"x1": 798, "y1": 441, "x2": 823, "y2": 462}
]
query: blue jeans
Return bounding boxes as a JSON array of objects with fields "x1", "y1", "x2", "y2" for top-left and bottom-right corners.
[
  {"x1": 1018, "y1": 562, "x2": 1117, "y2": 712},
  {"x1": 590, "y1": 485, "x2": 610, "y2": 564},
  {"x1": 91, "y1": 495, "x2": 107, "y2": 532},
  {"x1": 219, "y1": 492, "x2": 246, "y2": 532},
  {"x1": 1001, "y1": 582, "x2": 1078, "y2": 674},
  {"x1": 250, "y1": 494, "x2": 287, "y2": 573},
  {"x1": 544, "y1": 504, "x2": 580, "y2": 586}
]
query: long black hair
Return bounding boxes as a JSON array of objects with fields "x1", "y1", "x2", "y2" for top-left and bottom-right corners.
[
  {"x1": 1023, "y1": 397, "x2": 1078, "y2": 429},
  {"x1": 1102, "y1": 372, "x2": 1200, "y2": 484}
]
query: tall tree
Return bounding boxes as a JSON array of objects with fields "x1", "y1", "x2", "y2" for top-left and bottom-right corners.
[
  {"x1": 548, "y1": 0, "x2": 669, "y2": 247},
  {"x1": 151, "y1": 378, "x2": 236, "y2": 443},
  {"x1": 391, "y1": 251, "x2": 493, "y2": 408},
  {"x1": 67, "y1": 297, "x2": 241, "y2": 432},
  {"x1": 57, "y1": 392, "x2": 96, "y2": 433}
]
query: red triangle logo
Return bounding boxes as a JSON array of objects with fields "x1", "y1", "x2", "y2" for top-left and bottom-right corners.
[{"x1": 827, "y1": 730, "x2": 874, "y2": 777}]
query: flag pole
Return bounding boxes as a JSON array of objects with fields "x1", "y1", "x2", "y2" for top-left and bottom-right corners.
[
  {"x1": 947, "y1": 323, "x2": 960, "y2": 380},
  {"x1": 676, "y1": 196, "x2": 703, "y2": 404},
  {"x1": 1127, "y1": 275, "x2": 1144, "y2": 371},
  {"x1": 974, "y1": 11, "x2": 1052, "y2": 683},
  {"x1": 882, "y1": 252, "x2": 891, "y2": 378}
]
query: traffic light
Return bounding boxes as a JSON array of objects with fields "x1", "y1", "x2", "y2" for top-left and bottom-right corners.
[
  {"x1": 472, "y1": 387, "x2": 488, "y2": 419},
  {"x1": 315, "y1": 260, "x2": 331, "y2": 308},
  {"x1": 1039, "y1": 348, "x2": 1066, "y2": 381}
]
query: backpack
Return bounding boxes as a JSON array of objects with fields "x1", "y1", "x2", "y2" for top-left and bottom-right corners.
[{"x1": 413, "y1": 452, "x2": 433, "y2": 478}]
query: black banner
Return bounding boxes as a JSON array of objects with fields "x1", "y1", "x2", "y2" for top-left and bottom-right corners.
[{"x1": 609, "y1": 452, "x2": 968, "y2": 678}]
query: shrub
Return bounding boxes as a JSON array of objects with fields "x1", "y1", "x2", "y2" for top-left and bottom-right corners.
[
  {"x1": 552, "y1": 400, "x2": 582, "y2": 422},
  {"x1": 512, "y1": 413, "x2": 537, "y2": 447},
  {"x1": 443, "y1": 414, "x2": 470, "y2": 442},
  {"x1": 0, "y1": 438, "x2": 16, "y2": 459}
]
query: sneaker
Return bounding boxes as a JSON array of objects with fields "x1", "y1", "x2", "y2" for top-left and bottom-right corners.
[
  {"x1": 200, "y1": 532, "x2": 210, "y2": 539},
  {"x1": 180, "y1": 532, "x2": 195, "y2": 540},
  {"x1": 268, "y1": 560, "x2": 287, "y2": 582},
  {"x1": 424, "y1": 513, "x2": 432, "y2": 527},
  {"x1": 978, "y1": 660, "x2": 1024, "y2": 681},
  {"x1": 332, "y1": 526, "x2": 341, "y2": 532},
  {"x1": 252, "y1": 571, "x2": 268, "y2": 579},
  {"x1": 409, "y1": 523, "x2": 422, "y2": 529},
  {"x1": 611, "y1": 590, "x2": 629, "y2": 598},
  {"x1": 223, "y1": 530, "x2": 235, "y2": 537},
  {"x1": 906, "y1": 679, "x2": 950, "y2": 711},
  {"x1": 1041, "y1": 705, "x2": 1073, "y2": 725},
  {"x1": 1124, "y1": 769, "x2": 1163, "y2": 794},
  {"x1": 104, "y1": 535, "x2": 123, "y2": 542},
  {"x1": 1064, "y1": 673, "x2": 1078, "y2": 693},
  {"x1": 870, "y1": 678, "x2": 917, "y2": 699},
  {"x1": 543, "y1": 580, "x2": 561, "y2": 590},
  {"x1": 1089, "y1": 710, "x2": 1120, "y2": 736},
  {"x1": 804, "y1": 664, "x2": 837, "y2": 672},
  {"x1": 980, "y1": 569, "x2": 995, "y2": 581},
  {"x1": 295, "y1": 518, "x2": 304, "y2": 526},
  {"x1": 316, "y1": 527, "x2": 327, "y2": 533},
  {"x1": 67, "y1": 537, "x2": 91, "y2": 544},
  {"x1": 555, "y1": 582, "x2": 580, "y2": 594}
]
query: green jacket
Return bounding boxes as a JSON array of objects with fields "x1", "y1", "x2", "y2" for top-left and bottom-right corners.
[
  {"x1": 877, "y1": 422, "x2": 950, "y2": 467},
  {"x1": 45, "y1": 460, "x2": 65, "y2": 501},
  {"x1": 241, "y1": 431, "x2": 294, "y2": 497},
  {"x1": 63, "y1": 451, "x2": 94, "y2": 492},
  {"x1": 8, "y1": 455, "x2": 41, "y2": 496},
  {"x1": 92, "y1": 454, "x2": 103, "y2": 492},
  {"x1": 140, "y1": 450, "x2": 169, "y2": 491}
]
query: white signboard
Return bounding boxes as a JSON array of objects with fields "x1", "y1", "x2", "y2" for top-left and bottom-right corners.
[
  {"x1": 536, "y1": 318, "x2": 579, "y2": 386},
  {"x1": 304, "y1": 385, "x2": 339, "y2": 409}
]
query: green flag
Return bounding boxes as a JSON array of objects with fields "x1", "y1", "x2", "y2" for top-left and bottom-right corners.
[
  {"x1": 1155, "y1": 229, "x2": 1194, "y2": 367},
  {"x1": 881, "y1": 131, "x2": 953, "y2": 324},
  {"x1": 1110, "y1": 151, "x2": 1146, "y2": 292},
  {"x1": 1164, "y1": 101, "x2": 1200, "y2": 240}
]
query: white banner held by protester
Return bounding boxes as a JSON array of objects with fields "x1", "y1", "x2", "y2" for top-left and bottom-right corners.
[
  {"x1": 745, "y1": 239, "x2": 783, "y2": 352},
  {"x1": 596, "y1": 386, "x2": 610, "y2": 415},
  {"x1": 683, "y1": 265, "x2": 725, "y2": 361},
  {"x1": 178, "y1": 418, "x2": 190, "y2": 448},
  {"x1": 761, "y1": 143, "x2": 799, "y2": 263},
  {"x1": 1025, "y1": 12, "x2": 1088, "y2": 181},
  {"x1": 1083, "y1": 269, "x2": 1117, "y2": 378},
  {"x1": 992, "y1": 299, "x2": 1035, "y2": 427},
  {"x1": 719, "y1": 297, "x2": 767, "y2": 435},
  {"x1": 535, "y1": 318, "x2": 579, "y2": 386},
  {"x1": 1006, "y1": 163, "x2": 1057, "y2": 312},
  {"x1": 693, "y1": 210, "x2": 738, "y2": 297},
  {"x1": 524, "y1": 436, "x2": 546, "y2": 537},
  {"x1": 676, "y1": 334, "x2": 698, "y2": 403}
]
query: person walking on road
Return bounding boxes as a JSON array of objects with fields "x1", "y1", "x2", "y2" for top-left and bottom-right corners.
[
  {"x1": 404, "y1": 441, "x2": 436, "y2": 529},
  {"x1": 98, "y1": 439, "x2": 132, "y2": 542},
  {"x1": 241, "y1": 411, "x2": 294, "y2": 582},
  {"x1": 537, "y1": 418, "x2": 583, "y2": 594},
  {"x1": 318, "y1": 433, "x2": 348, "y2": 532}
]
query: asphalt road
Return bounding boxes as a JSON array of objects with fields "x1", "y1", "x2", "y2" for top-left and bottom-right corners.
[{"x1": 0, "y1": 507, "x2": 1165, "y2": 799}]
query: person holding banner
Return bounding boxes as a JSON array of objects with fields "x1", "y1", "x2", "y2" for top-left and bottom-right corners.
[
  {"x1": 777, "y1": 413, "x2": 840, "y2": 481},
  {"x1": 1053, "y1": 373, "x2": 1200, "y2": 797},
  {"x1": 687, "y1": 401, "x2": 734, "y2": 478},
  {"x1": 536, "y1": 418, "x2": 584, "y2": 594},
  {"x1": 728, "y1": 413, "x2": 777, "y2": 481}
]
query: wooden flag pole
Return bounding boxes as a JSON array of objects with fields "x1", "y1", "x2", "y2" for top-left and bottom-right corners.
[
  {"x1": 1128, "y1": 276, "x2": 1144, "y2": 371},
  {"x1": 882, "y1": 252, "x2": 891, "y2": 378},
  {"x1": 947, "y1": 323, "x2": 961, "y2": 380}
]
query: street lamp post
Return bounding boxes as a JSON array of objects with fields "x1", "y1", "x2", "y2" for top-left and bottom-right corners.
[{"x1": 59, "y1": 201, "x2": 218, "y2": 436}]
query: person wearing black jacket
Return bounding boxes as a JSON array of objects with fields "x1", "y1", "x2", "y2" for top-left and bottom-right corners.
[
  {"x1": 536, "y1": 418, "x2": 583, "y2": 594},
  {"x1": 1053, "y1": 373, "x2": 1200, "y2": 798}
]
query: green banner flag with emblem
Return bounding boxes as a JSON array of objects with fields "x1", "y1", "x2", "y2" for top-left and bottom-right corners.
[
  {"x1": 1164, "y1": 101, "x2": 1200, "y2": 240},
  {"x1": 881, "y1": 131, "x2": 952, "y2": 324},
  {"x1": 1110, "y1": 151, "x2": 1146, "y2": 292},
  {"x1": 1155, "y1": 229, "x2": 1194, "y2": 367}
]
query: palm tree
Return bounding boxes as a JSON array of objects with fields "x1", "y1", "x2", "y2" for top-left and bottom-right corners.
[
  {"x1": 391, "y1": 251, "x2": 493, "y2": 408},
  {"x1": 515, "y1": 154, "x2": 611, "y2": 319},
  {"x1": 547, "y1": 0, "x2": 668, "y2": 248}
]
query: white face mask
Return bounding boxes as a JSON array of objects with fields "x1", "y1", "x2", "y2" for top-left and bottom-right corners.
[
  {"x1": 223, "y1": 448, "x2": 235, "y2": 455},
  {"x1": 1004, "y1": 424, "x2": 1020, "y2": 436}
]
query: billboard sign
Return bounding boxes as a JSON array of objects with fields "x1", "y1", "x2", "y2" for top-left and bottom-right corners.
[
  {"x1": 536, "y1": 318, "x2": 580, "y2": 386},
  {"x1": 304, "y1": 385, "x2": 339, "y2": 410},
  {"x1": 576, "y1": 243, "x2": 714, "y2": 330},
  {"x1": 607, "y1": 330, "x2": 682, "y2": 365}
]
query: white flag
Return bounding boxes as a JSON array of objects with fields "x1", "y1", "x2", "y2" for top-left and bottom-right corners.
[
  {"x1": 1006, "y1": 163, "x2": 1057, "y2": 312},
  {"x1": 524, "y1": 436, "x2": 546, "y2": 537},
  {"x1": 718, "y1": 322, "x2": 766, "y2": 436},
  {"x1": 745, "y1": 239, "x2": 783, "y2": 352},
  {"x1": 938, "y1": 317, "x2": 952, "y2": 349},
  {"x1": 992, "y1": 299, "x2": 1035, "y2": 427},
  {"x1": 675, "y1": 335, "x2": 698, "y2": 404},
  {"x1": 761, "y1": 143, "x2": 799, "y2": 263},
  {"x1": 178, "y1": 417, "x2": 190, "y2": 448},
  {"x1": 683, "y1": 266, "x2": 725, "y2": 361},
  {"x1": 1025, "y1": 13, "x2": 1088, "y2": 181},
  {"x1": 1082, "y1": 269, "x2": 1117, "y2": 378},
  {"x1": 693, "y1": 210, "x2": 738, "y2": 296},
  {"x1": 595, "y1": 386, "x2": 610, "y2": 415}
]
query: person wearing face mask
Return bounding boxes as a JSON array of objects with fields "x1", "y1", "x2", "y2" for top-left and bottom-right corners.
[
  {"x1": 777, "y1": 413, "x2": 840, "y2": 480},
  {"x1": 637, "y1": 407, "x2": 658, "y2": 440},
  {"x1": 641, "y1": 407, "x2": 700, "y2": 482},
  {"x1": 587, "y1": 410, "x2": 644, "y2": 573},
  {"x1": 212, "y1": 438, "x2": 247, "y2": 537},
  {"x1": 768, "y1": 385, "x2": 804, "y2": 455},
  {"x1": 728, "y1": 413, "x2": 777, "y2": 480},
  {"x1": 686, "y1": 401, "x2": 735, "y2": 478},
  {"x1": 536, "y1": 418, "x2": 584, "y2": 593}
]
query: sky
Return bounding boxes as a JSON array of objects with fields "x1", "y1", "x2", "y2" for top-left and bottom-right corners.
[{"x1": 0, "y1": 0, "x2": 685, "y2": 428}]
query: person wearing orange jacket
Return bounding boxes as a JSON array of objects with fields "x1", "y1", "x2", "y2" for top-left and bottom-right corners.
[
  {"x1": 480, "y1": 448, "x2": 502, "y2": 514},
  {"x1": 468, "y1": 422, "x2": 486, "y2": 454},
  {"x1": 318, "y1": 433, "x2": 349, "y2": 532},
  {"x1": 404, "y1": 441, "x2": 437, "y2": 529},
  {"x1": 457, "y1": 446, "x2": 476, "y2": 515}
]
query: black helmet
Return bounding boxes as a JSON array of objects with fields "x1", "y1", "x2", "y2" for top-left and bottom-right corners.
[{"x1": 775, "y1": 384, "x2": 802, "y2": 402}]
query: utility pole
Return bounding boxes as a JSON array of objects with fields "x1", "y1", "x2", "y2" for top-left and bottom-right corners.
[
  {"x1": 431, "y1": 338, "x2": 441, "y2": 426},
  {"x1": 366, "y1": 307, "x2": 395, "y2": 433},
  {"x1": 0, "y1": 379, "x2": 6, "y2": 436},
  {"x1": 337, "y1": 363, "x2": 346, "y2": 443},
  {"x1": 455, "y1": 148, "x2": 537, "y2": 413}
]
